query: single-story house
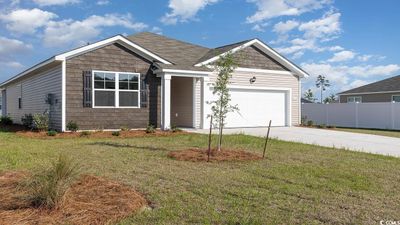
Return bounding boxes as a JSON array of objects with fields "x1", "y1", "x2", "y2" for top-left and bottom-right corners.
[
  {"x1": 338, "y1": 75, "x2": 400, "y2": 103},
  {"x1": 0, "y1": 32, "x2": 308, "y2": 131}
]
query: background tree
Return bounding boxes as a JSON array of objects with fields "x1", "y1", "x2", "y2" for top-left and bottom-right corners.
[
  {"x1": 323, "y1": 94, "x2": 337, "y2": 104},
  {"x1": 210, "y1": 52, "x2": 238, "y2": 151},
  {"x1": 316, "y1": 75, "x2": 330, "y2": 103},
  {"x1": 304, "y1": 89, "x2": 316, "y2": 102}
]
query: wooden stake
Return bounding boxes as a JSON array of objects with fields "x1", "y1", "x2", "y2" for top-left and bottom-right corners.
[
  {"x1": 263, "y1": 120, "x2": 272, "y2": 159},
  {"x1": 208, "y1": 116, "x2": 213, "y2": 162}
]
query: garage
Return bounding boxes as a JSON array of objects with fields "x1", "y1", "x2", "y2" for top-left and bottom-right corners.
[{"x1": 223, "y1": 87, "x2": 290, "y2": 128}]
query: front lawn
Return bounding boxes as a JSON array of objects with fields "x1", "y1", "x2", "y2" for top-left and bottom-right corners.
[{"x1": 0, "y1": 131, "x2": 399, "y2": 224}]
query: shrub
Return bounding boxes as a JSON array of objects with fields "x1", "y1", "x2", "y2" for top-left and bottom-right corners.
[
  {"x1": 306, "y1": 120, "x2": 314, "y2": 127},
  {"x1": 171, "y1": 125, "x2": 182, "y2": 133},
  {"x1": 0, "y1": 116, "x2": 13, "y2": 126},
  {"x1": 47, "y1": 130, "x2": 57, "y2": 136},
  {"x1": 80, "y1": 131, "x2": 91, "y2": 137},
  {"x1": 327, "y1": 125, "x2": 336, "y2": 129},
  {"x1": 319, "y1": 124, "x2": 327, "y2": 129},
  {"x1": 32, "y1": 113, "x2": 49, "y2": 131},
  {"x1": 301, "y1": 116, "x2": 308, "y2": 126},
  {"x1": 22, "y1": 114, "x2": 34, "y2": 128},
  {"x1": 120, "y1": 126, "x2": 129, "y2": 132},
  {"x1": 146, "y1": 124, "x2": 155, "y2": 133},
  {"x1": 112, "y1": 131, "x2": 120, "y2": 136},
  {"x1": 23, "y1": 154, "x2": 79, "y2": 209},
  {"x1": 67, "y1": 121, "x2": 79, "y2": 132}
]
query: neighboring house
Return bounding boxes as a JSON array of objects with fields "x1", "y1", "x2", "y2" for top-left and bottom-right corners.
[
  {"x1": 338, "y1": 75, "x2": 400, "y2": 103},
  {"x1": 0, "y1": 32, "x2": 308, "y2": 131}
]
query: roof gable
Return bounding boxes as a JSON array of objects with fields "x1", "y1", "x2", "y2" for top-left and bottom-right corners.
[
  {"x1": 194, "y1": 39, "x2": 309, "y2": 78},
  {"x1": 339, "y1": 75, "x2": 400, "y2": 95}
]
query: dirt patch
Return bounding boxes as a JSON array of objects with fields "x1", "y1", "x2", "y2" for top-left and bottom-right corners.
[
  {"x1": 0, "y1": 171, "x2": 148, "y2": 225},
  {"x1": 16, "y1": 129, "x2": 185, "y2": 139},
  {"x1": 168, "y1": 148, "x2": 263, "y2": 162}
]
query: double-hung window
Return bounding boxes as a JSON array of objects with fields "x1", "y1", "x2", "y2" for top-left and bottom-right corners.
[
  {"x1": 93, "y1": 71, "x2": 140, "y2": 108},
  {"x1": 347, "y1": 96, "x2": 362, "y2": 103}
]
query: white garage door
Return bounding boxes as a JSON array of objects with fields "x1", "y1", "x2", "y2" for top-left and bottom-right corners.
[{"x1": 224, "y1": 88, "x2": 288, "y2": 127}]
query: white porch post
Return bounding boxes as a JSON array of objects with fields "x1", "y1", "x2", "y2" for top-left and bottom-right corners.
[
  {"x1": 161, "y1": 74, "x2": 171, "y2": 130},
  {"x1": 201, "y1": 76, "x2": 211, "y2": 129}
]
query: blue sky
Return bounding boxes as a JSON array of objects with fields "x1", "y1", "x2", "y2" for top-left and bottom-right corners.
[{"x1": 0, "y1": 0, "x2": 399, "y2": 100}]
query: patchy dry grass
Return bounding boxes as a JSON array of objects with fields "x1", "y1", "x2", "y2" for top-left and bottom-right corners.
[{"x1": 0, "y1": 130, "x2": 399, "y2": 224}]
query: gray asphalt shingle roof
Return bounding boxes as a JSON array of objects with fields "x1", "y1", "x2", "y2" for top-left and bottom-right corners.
[
  {"x1": 339, "y1": 75, "x2": 400, "y2": 94},
  {"x1": 127, "y1": 32, "x2": 210, "y2": 68}
]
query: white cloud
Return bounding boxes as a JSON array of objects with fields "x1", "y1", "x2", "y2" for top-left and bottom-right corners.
[
  {"x1": 246, "y1": 0, "x2": 332, "y2": 23},
  {"x1": 161, "y1": 0, "x2": 219, "y2": 25},
  {"x1": 301, "y1": 62, "x2": 400, "y2": 93},
  {"x1": 298, "y1": 11, "x2": 341, "y2": 40},
  {"x1": 327, "y1": 50, "x2": 356, "y2": 62},
  {"x1": 0, "y1": 61, "x2": 24, "y2": 69},
  {"x1": 96, "y1": 0, "x2": 109, "y2": 5},
  {"x1": 32, "y1": 0, "x2": 79, "y2": 6},
  {"x1": 0, "y1": 36, "x2": 31, "y2": 70},
  {"x1": 273, "y1": 11, "x2": 341, "y2": 59},
  {"x1": 0, "y1": 8, "x2": 57, "y2": 34},
  {"x1": 273, "y1": 20, "x2": 299, "y2": 34},
  {"x1": 43, "y1": 14, "x2": 148, "y2": 47},
  {"x1": 151, "y1": 26, "x2": 163, "y2": 34},
  {"x1": 251, "y1": 22, "x2": 269, "y2": 32},
  {"x1": 328, "y1": 45, "x2": 344, "y2": 52},
  {"x1": 303, "y1": 63, "x2": 400, "y2": 78},
  {"x1": 0, "y1": 36, "x2": 32, "y2": 57}
]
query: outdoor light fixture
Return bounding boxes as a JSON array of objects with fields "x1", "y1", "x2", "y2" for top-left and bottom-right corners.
[{"x1": 249, "y1": 76, "x2": 256, "y2": 84}]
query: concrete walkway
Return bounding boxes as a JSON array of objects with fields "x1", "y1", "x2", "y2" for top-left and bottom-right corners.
[{"x1": 187, "y1": 127, "x2": 400, "y2": 157}]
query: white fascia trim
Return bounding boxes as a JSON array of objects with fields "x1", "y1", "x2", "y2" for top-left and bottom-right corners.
[
  {"x1": 61, "y1": 60, "x2": 67, "y2": 132},
  {"x1": 0, "y1": 57, "x2": 56, "y2": 88},
  {"x1": 195, "y1": 39, "x2": 309, "y2": 78},
  {"x1": 155, "y1": 69, "x2": 212, "y2": 76},
  {"x1": 339, "y1": 90, "x2": 400, "y2": 96},
  {"x1": 55, "y1": 35, "x2": 172, "y2": 65},
  {"x1": 228, "y1": 85, "x2": 291, "y2": 92},
  {"x1": 235, "y1": 67, "x2": 294, "y2": 75}
]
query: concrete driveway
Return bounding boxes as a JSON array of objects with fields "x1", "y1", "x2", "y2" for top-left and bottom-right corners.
[{"x1": 188, "y1": 127, "x2": 400, "y2": 157}]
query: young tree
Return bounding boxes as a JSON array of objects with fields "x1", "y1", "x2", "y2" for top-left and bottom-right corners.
[
  {"x1": 323, "y1": 94, "x2": 337, "y2": 104},
  {"x1": 210, "y1": 52, "x2": 238, "y2": 151},
  {"x1": 304, "y1": 89, "x2": 316, "y2": 102},
  {"x1": 316, "y1": 75, "x2": 330, "y2": 103}
]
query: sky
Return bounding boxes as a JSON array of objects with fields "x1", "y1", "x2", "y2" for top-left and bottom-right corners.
[{"x1": 0, "y1": 0, "x2": 399, "y2": 100}]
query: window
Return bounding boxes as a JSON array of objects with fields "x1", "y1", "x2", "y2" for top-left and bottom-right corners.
[
  {"x1": 93, "y1": 71, "x2": 140, "y2": 108},
  {"x1": 347, "y1": 96, "x2": 362, "y2": 103},
  {"x1": 18, "y1": 97, "x2": 22, "y2": 109},
  {"x1": 393, "y1": 95, "x2": 400, "y2": 103}
]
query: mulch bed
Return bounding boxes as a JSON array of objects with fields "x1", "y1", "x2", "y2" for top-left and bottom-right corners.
[
  {"x1": 168, "y1": 148, "x2": 263, "y2": 162},
  {"x1": 0, "y1": 171, "x2": 149, "y2": 225},
  {"x1": 15, "y1": 130, "x2": 185, "y2": 139}
]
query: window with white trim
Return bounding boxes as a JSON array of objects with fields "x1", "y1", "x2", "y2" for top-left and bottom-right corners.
[
  {"x1": 347, "y1": 96, "x2": 362, "y2": 103},
  {"x1": 393, "y1": 95, "x2": 400, "y2": 102},
  {"x1": 93, "y1": 71, "x2": 140, "y2": 108}
]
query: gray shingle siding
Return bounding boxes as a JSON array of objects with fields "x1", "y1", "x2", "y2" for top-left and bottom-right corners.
[{"x1": 65, "y1": 43, "x2": 161, "y2": 130}]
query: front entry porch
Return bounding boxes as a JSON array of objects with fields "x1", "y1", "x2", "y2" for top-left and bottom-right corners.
[{"x1": 159, "y1": 71, "x2": 210, "y2": 130}]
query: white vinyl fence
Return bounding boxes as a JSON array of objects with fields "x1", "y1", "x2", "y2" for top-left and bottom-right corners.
[{"x1": 302, "y1": 103, "x2": 400, "y2": 130}]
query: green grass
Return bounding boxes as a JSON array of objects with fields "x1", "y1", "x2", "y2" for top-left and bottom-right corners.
[
  {"x1": 335, "y1": 127, "x2": 400, "y2": 138},
  {"x1": 0, "y1": 131, "x2": 399, "y2": 224}
]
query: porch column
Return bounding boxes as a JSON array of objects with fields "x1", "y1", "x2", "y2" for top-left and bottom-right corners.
[
  {"x1": 161, "y1": 74, "x2": 171, "y2": 130},
  {"x1": 201, "y1": 77, "x2": 211, "y2": 129}
]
